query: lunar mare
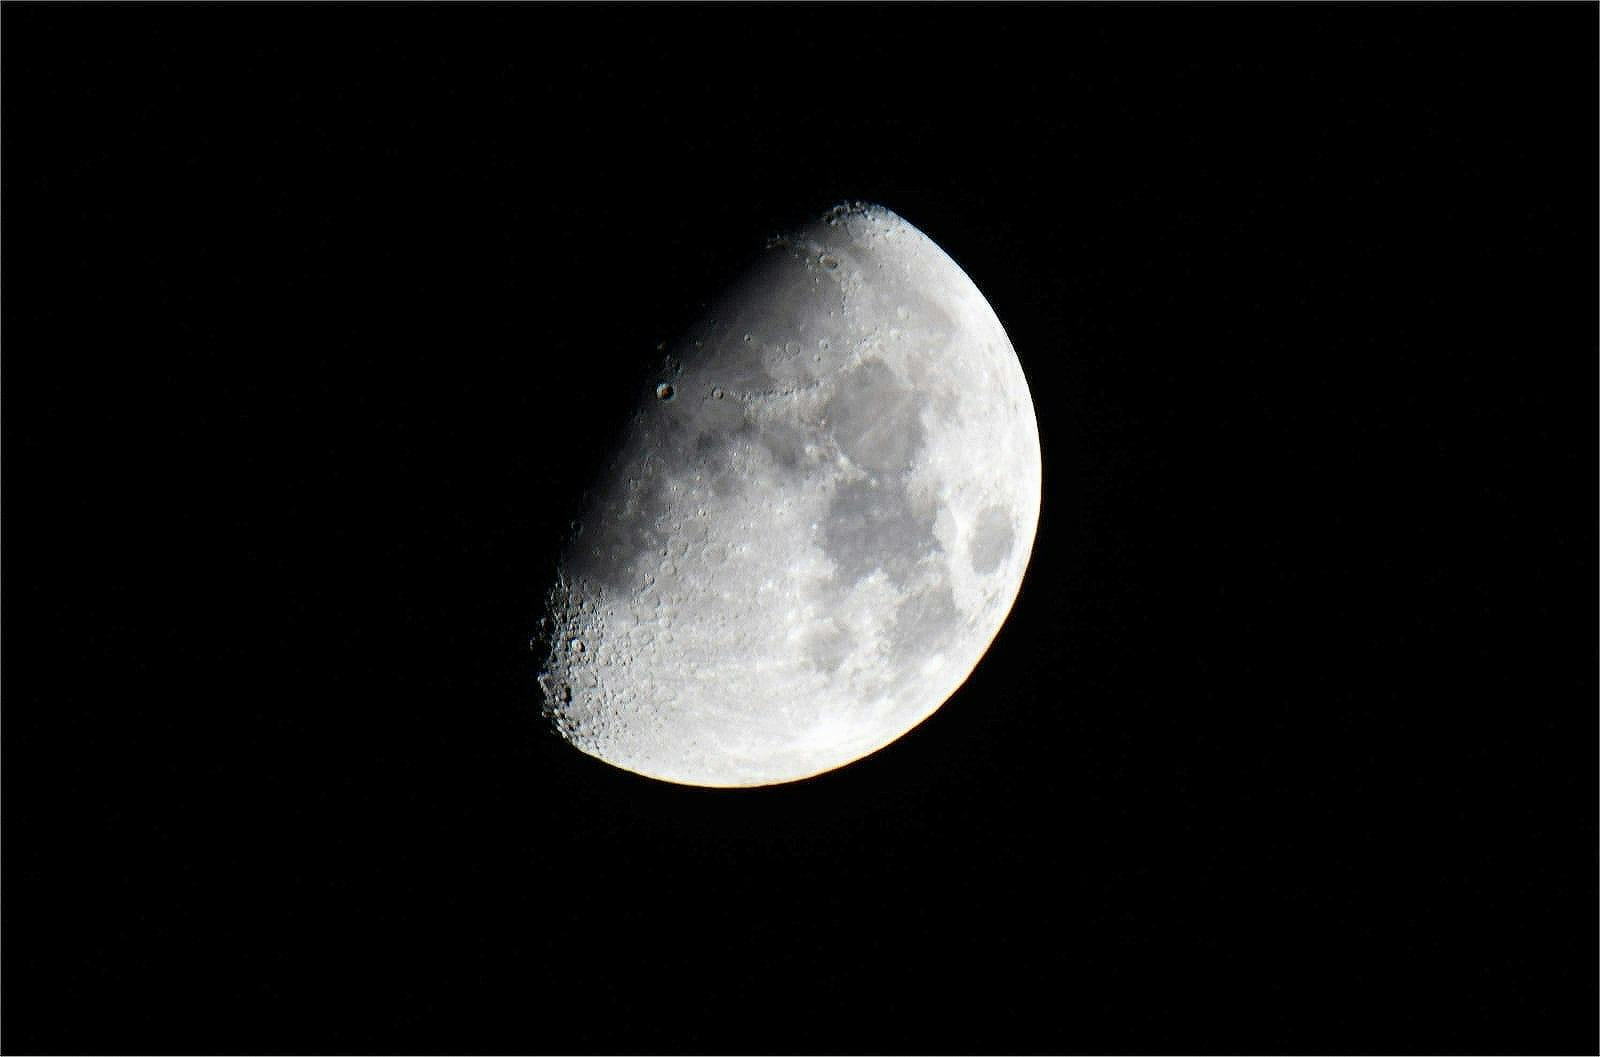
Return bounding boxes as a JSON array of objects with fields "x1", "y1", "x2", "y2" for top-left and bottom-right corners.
[{"x1": 539, "y1": 203, "x2": 1041, "y2": 787}]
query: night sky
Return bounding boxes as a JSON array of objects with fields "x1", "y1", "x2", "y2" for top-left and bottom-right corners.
[{"x1": 5, "y1": 8, "x2": 1596, "y2": 1053}]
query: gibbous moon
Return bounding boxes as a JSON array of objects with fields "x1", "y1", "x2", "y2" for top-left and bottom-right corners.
[{"x1": 539, "y1": 203, "x2": 1041, "y2": 787}]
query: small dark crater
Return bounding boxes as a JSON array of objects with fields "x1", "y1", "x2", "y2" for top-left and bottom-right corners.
[{"x1": 655, "y1": 383, "x2": 676, "y2": 401}]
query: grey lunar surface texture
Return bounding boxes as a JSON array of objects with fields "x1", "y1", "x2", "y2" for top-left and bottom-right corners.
[{"x1": 539, "y1": 203, "x2": 1041, "y2": 787}]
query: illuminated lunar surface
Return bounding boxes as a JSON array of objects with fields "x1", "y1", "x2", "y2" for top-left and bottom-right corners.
[{"x1": 539, "y1": 203, "x2": 1041, "y2": 787}]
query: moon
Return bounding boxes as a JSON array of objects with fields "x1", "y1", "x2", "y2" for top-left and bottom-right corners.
[{"x1": 539, "y1": 203, "x2": 1041, "y2": 787}]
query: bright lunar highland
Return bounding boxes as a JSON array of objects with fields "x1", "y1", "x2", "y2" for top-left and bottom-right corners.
[{"x1": 539, "y1": 203, "x2": 1041, "y2": 787}]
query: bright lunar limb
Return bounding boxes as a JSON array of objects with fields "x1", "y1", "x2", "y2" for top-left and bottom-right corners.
[{"x1": 539, "y1": 203, "x2": 1041, "y2": 787}]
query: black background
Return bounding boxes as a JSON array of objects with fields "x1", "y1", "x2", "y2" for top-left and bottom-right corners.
[{"x1": 5, "y1": 7, "x2": 1597, "y2": 1054}]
